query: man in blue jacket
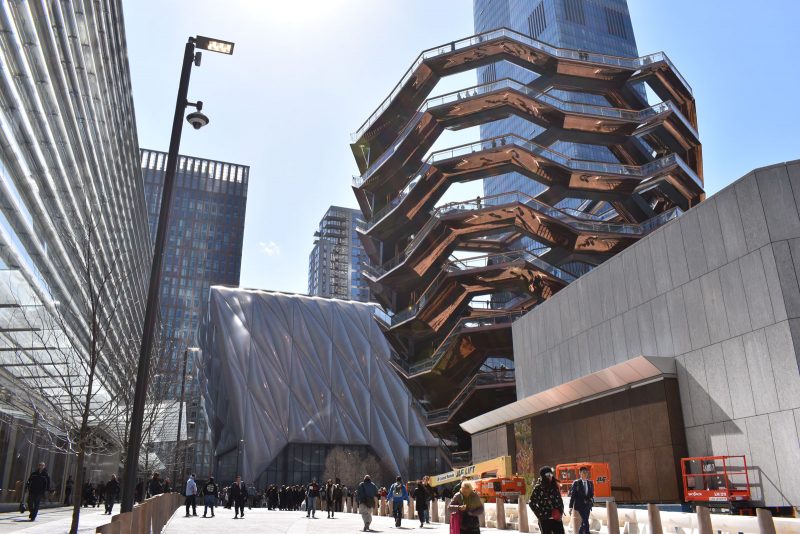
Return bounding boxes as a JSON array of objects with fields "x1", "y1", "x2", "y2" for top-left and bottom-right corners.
[
  {"x1": 568, "y1": 467, "x2": 594, "y2": 534},
  {"x1": 386, "y1": 476, "x2": 409, "y2": 528},
  {"x1": 356, "y1": 475, "x2": 379, "y2": 532}
]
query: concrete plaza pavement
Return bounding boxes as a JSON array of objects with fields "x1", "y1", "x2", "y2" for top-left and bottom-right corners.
[
  {"x1": 0, "y1": 506, "x2": 113, "y2": 533},
  {"x1": 163, "y1": 508, "x2": 503, "y2": 534}
]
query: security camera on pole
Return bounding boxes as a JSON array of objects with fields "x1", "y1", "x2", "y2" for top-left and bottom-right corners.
[{"x1": 120, "y1": 35, "x2": 234, "y2": 514}]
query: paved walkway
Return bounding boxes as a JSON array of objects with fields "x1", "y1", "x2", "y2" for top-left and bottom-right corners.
[
  {"x1": 163, "y1": 509, "x2": 502, "y2": 534},
  {"x1": 0, "y1": 506, "x2": 112, "y2": 533}
]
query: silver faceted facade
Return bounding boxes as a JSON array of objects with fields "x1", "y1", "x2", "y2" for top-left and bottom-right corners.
[{"x1": 197, "y1": 287, "x2": 439, "y2": 482}]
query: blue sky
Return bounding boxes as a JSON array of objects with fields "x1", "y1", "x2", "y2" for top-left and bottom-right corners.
[{"x1": 124, "y1": 0, "x2": 800, "y2": 294}]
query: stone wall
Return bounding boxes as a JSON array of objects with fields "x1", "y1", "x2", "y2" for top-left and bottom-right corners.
[{"x1": 512, "y1": 160, "x2": 800, "y2": 506}]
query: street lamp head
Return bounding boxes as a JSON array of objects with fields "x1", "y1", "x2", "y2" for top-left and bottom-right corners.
[
  {"x1": 186, "y1": 111, "x2": 209, "y2": 130},
  {"x1": 194, "y1": 36, "x2": 235, "y2": 55}
]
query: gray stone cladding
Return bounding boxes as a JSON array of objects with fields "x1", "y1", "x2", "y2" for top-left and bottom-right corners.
[{"x1": 512, "y1": 160, "x2": 800, "y2": 506}]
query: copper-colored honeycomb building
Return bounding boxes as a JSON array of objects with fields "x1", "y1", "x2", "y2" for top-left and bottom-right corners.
[{"x1": 350, "y1": 28, "x2": 703, "y2": 456}]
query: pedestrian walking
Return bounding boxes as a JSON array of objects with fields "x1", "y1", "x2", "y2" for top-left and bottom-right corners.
[
  {"x1": 247, "y1": 483, "x2": 257, "y2": 509},
  {"x1": 95, "y1": 480, "x2": 105, "y2": 508},
  {"x1": 412, "y1": 482, "x2": 429, "y2": 528},
  {"x1": 184, "y1": 473, "x2": 198, "y2": 517},
  {"x1": 568, "y1": 467, "x2": 594, "y2": 534},
  {"x1": 449, "y1": 481, "x2": 484, "y2": 534},
  {"x1": 25, "y1": 462, "x2": 50, "y2": 521},
  {"x1": 386, "y1": 476, "x2": 409, "y2": 528},
  {"x1": 104, "y1": 474, "x2": 120, "y2": 515},
  {"x1": 230, "y1": 475, "x2": 247, "y2": 518},
  {"x1": 64, "y1": 475, "x2": 74, "y2": 506},
  {"x1": 202, "y1": 476, "x2": 218, "y2": 518},
  {"x1": 147, "y1": 472, "x2": 163, "y2": 498},
  {"x1": 528, "y1": 466, "x2": 565, "y2": 534},
  {"x1": 423, "y1": 476, "x2": 436, "y2": 523},
  {"x1": 324, "y1": 479, "x2": 337, "y2": 518},
  {"x1": 356, "y1": 474, "x2": 378, "y2": 532},
  {"x1": 305, "y1": 478, "x2": 320, "y2": 518},
  {"x1": 135, "y1": 480, "x2": 143, "y2": 503}
]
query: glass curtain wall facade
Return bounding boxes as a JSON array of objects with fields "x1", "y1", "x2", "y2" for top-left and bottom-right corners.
[
  {"x1": 0, "y1": 0, "x2": 151, "y2": 502},
  {"x1": 308, "y1": 206, "x2": 370, "y2": 302},
  {"x1": 140, "y1": 149, "x2": 248, "y2": 477}
]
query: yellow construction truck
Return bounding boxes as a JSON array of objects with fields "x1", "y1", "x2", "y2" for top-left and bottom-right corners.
[{"x1": 428, "y1": 456, "x2": 526, "y2": 502}]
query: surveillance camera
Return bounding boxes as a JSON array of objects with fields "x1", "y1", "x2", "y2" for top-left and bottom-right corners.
[{"x1": 186, "y1": 111, "x2": 209, "y2": 130}]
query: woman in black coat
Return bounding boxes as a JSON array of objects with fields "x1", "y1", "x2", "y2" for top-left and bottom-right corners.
[{"x1": 412, "y1": 483, "x2": 429, "y2": 528}]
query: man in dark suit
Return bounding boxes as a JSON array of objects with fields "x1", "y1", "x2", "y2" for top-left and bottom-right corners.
[
  {"x1": 230, "y1": 476, "x2": 247, "y2": 519},
  {"x1": 568, "y1": 466, "x2": 594, "y2": 534}
]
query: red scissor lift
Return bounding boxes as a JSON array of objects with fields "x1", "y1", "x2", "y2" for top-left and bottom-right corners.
[{"x1": 681, "y1": 456, "x2": 752, "y2": 508}]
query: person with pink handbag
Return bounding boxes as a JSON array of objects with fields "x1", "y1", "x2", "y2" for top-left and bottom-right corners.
[{"x1": 449, "y1": 481, "x2": 484, "y2": 534}]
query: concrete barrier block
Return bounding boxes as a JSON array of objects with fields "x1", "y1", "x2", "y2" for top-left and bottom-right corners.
[
  {"x1": 517, "y1": 496, "x2": 529, "y2": 533},
  {"x1": 607, "y1": 501, "x2": 620, "y2": 534},
  {"x1": 757, "y1": 508, "x2": 777, "y2": 534},
  {"x1": 647, "y1": 504, "x2": 663, "y2": 534},
  {"x1": 496, "y1": 499, "x2": 506, "y2": 530}
]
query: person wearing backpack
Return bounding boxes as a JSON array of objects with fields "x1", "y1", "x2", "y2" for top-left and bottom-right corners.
[
  {"x1": 201, "y1": 476, "x2": 219, "y2": 518},
  {"x1": 386, "y1": 476, "x2": 410, "y2": 528}
]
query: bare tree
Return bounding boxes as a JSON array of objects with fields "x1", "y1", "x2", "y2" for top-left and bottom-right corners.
[
  {"x1": 9, "y1": 209, "x2": 142, "y2": 534},
  {"x1": 113, "y1": 330, "x2": 183, "y2": 485},
  {"x1": 323, "y1": 447, "x2": 393, "y2": 489}
]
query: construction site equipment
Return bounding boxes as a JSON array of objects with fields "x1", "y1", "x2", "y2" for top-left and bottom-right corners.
[
  {"x1": 429, "y1": 455, "x2": 514, "y2": 487},
  {"x1": 555, "y1": 463, "x2": 612, "y2": 500},
  {"x1": 681, "y1": 455, "x2": 751, "y2": 503}
]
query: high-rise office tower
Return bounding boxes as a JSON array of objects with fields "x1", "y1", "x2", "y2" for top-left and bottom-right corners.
[
  {"x1": 140, "y1": 149, "x2": 249, "y2": 476},
  {"x1": 308, "y1": 205, "x2": 370, "y2": 302},
  {"x1": 0, "y1": 1, "x2": 151, "y2": 486},
  {"x1": 350, "y1": 14, "x2": 702, "y2": 455},
  {"x1": 474, "y1": 0, "x2": 643, "y2": 221}
]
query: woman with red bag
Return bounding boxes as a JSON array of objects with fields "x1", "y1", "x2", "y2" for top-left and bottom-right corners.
[
  {"x1": 528, "y1": 466, "x2": 565, "y2": 534},
  {"x1": 449, "y1": 481, "x2": 484, "y2": 534}
]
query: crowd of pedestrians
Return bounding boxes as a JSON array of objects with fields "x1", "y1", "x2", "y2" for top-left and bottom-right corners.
[{"x1": 19, "y1": 457, "x2": 595, "y2": 534}]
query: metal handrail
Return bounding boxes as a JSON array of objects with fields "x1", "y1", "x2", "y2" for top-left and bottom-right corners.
[
  {"x1": 389, "y1": 312, "x2": 523, "y2": 376},
  {"x1": 426, "y1": 370, "x2": 516, "y2": 424},
  {"x1": 353, "y1": 78, "x2": 693, "y2": 188},
  {"x1": 372, "y1": 190, "x2": 682, "y2": 276},
  {"x1": 351, "y1": 26, "x2": 691, "y2": 142},
  {"x1": 361, "y1": 134, "x2": 700, "y2": 230},
  {"x1": 379, "y1": 249, "x2": 571, "y2": 327}
]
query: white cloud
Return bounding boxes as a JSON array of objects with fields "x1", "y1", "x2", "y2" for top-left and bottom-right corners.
[{"x1": 258, "y1": 241, "x2": 281, "y2": 257}]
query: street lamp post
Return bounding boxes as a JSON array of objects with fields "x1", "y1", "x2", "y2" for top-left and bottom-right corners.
[{"x1": 120, "y1": 35, "x2": 234, "y2": 513}]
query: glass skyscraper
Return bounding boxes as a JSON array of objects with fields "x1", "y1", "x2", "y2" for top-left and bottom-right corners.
[
  {"x1": 140, "y1": 149, "x2": 249, "y2": 476},
  {"x1": 474, "y1": 0, "x2": 640, "y2": 205},
  {"x1": 308, "y1": 206, "x2": 370, "y2": 302}
]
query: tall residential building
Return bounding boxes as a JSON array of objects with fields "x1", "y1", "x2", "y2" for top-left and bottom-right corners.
[
  {"x1": 350, "y1": 22, "x2": 701, "y2": 456},
  {"x1": 474, "y1": 0, "x2": 644, "y2": 218},
  {"x1": 0, "y1": 1, "x2": 151, "y2": 494},
  {"x1": 140, "y1": 149, "x2": 249, "y2": 476},
  {"x1": 308, "y1": 206, "x2": 370, "y2": 302}
]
